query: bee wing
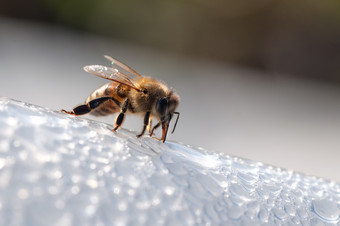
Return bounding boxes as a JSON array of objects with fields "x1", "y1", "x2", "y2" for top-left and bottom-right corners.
[
  {"x1": 104, "y1": 55, "x2": 142, "y2": 78},
  {"x1": 84, "y1": 65, "x2": 141, "y2": 91}
]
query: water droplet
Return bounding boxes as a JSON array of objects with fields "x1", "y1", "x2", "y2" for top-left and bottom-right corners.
[
  {"x1": 229, "y1": 183, "x2": 252, "y2": 201},
  {"x1": 284, "y1": 204, "x2": 296, "y2": 216},
  {"x1": 227, "y1": 206, "x2": 243, "y2": 219},
  {"x1": 297, "y1": 208, "x2": 308, "y2": 219},
  {"x1": 313, "y1": 199, "x2": 340, "y2": 222},
  {"x1": 291, "y1": 216, "x2": 301, "y2": 224},
  {"x1": 258, "y1": 207, "x2": 269, "y2": 223},
  {"x1": 237, "y1": 172, "x2": 258, "y2": 184},
  {"x1": 311, "y1": 186, "x2": 324, "y2": 197},
  {"x1": 262, "y1": 183, "x2": 281, "y2": 195},
  {"x1": 273, "y1": 207, "x2": 288, "y2": 220}
]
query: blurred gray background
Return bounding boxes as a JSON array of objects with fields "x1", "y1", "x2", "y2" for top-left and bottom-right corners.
[{"x1": 1, "y1": 0, "x2": 340, "y2": 182}]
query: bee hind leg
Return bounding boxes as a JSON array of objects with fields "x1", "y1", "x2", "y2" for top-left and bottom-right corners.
[
  {"x1": 62, "y1": 97, "x2": 117, "y2": 116},
  {"x1": 137, "y1": 112, "x2": 151, "y2": 138},
  {"x1": 113, "y1": 99, "x2": 129, "y2": 132},
  {"x1": 61, "y1": 105, "x2": 90, "y2": 116}
]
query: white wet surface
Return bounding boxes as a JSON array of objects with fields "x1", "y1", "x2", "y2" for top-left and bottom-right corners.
[{"x1": 0, "y1": 97, "x2": 340, "y2": 225}]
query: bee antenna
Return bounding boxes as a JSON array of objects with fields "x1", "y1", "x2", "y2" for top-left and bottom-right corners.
[{"x1": 171, "y1": 112, "x2": 180, "y2": 134}]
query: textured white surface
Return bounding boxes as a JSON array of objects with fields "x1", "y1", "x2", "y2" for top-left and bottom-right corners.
[{"x1": 0, "y1": 97, "x2": 340, "y2": 225}]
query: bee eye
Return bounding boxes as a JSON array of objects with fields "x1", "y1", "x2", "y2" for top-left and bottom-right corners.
[
  {"x1": 142, "y1": 88, "x2": 148, "y2": 94},
  {"x1": 156, "y1": 97, "x2": 168, "y2": 115}
]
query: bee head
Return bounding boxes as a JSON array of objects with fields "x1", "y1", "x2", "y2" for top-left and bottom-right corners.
[
  {"x1": 156, "y1": 92, "x2": 179, "y2": 121},
  {"x1": 156, "y1": 91, "x2": 180, "y2": 142}
]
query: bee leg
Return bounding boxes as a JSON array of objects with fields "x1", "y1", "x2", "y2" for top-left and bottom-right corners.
[
  {"x1": 150, "y1": 122, "x2": 161, "y2": 136},
  {"x1": 62, "y1": 97, "x2": 117, "y2": 116},
  {"x1": 147, "y1": 118, "x2": 152, "y2": 134},
  {"x1": 61, "y1": 105, "x2": 91, "y2": 116},
  {"x1": 137, "y1": 112, "x2": 151, "y2": 138},
  {"x1": 113, "y1": 98, "x2": 129, "y2": 132}
]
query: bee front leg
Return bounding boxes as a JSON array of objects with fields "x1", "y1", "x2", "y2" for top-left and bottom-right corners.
[
  {"x1": 150, "y1": 122, "x2": 161, "y2": 136},
  {"x1": 137, "y1": 112, "x2": 151, "y2": 138},
  {"x1": 113, "y1": 98, "x2": 129, "y2": 132}
]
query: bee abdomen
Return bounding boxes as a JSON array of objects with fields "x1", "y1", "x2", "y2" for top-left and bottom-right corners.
[
  {"x1": 85, "y1": 82, "x2": 123, "y2": 116},
  {"x1": 91, "y1": 100, "x2": 119, "y2": 116}
]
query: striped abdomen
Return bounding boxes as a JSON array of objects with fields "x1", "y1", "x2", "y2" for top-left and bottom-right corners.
[{"x1": 86, "y1": 82, "x2": 127, "y2": 116}]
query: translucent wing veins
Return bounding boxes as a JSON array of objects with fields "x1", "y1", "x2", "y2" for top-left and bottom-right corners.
[
  {"x1": 104, "y1": 55, "x2": 142, "y2": 77},
  {"x1": 84, "y1": 65, "x2": 141, "y2": 91}
]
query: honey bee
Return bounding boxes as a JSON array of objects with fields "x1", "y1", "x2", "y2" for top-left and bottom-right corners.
[{"x1": 62, "y1": 55, "x2": 180, "y2": 142}]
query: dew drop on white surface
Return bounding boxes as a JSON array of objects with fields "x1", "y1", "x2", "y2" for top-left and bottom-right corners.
[
  {"x1": 1, "y1": 97, "x2": 340, "y2": 225},
  {"x1": 313, "y1": 199, "x2": 340, "y2": 222}
]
